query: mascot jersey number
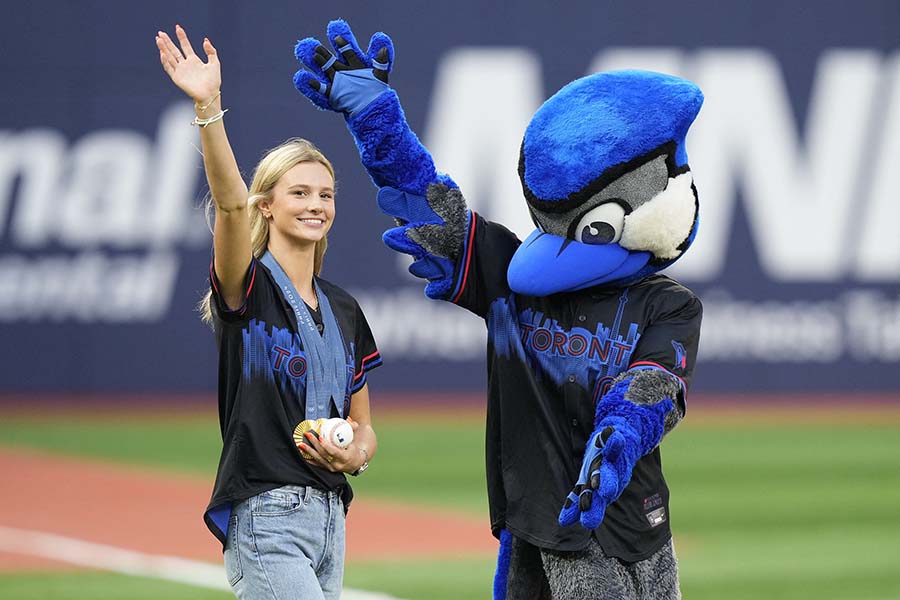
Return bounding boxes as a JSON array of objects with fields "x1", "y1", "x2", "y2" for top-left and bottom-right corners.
[{"x1": 293, "y1": 20, "x2": 703, "y2": 600}]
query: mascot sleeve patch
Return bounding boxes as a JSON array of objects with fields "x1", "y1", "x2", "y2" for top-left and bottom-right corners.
[{"x1": 628, "y1": 285, "x2": 702, "y2": 392}]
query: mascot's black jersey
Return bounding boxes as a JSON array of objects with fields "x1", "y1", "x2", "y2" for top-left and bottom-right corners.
[
  {"x1": 451, "y1": 213, "x2": 701, "y2": 560},
  {"x1": 203, "y1": 258, "x2": 381, "y2": 546}
]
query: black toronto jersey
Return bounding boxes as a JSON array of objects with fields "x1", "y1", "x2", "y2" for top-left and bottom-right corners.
[
  {"x1": 203, "y1": 258, "x2": 381, "y2": 545},
  {"x1": 449, "y1": 213, "x2": 701, "y2": 561}
]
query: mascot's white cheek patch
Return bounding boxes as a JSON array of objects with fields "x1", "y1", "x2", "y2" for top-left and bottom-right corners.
[{"x1": 619, "y1": 172, "x2": 696, "y2": 260}]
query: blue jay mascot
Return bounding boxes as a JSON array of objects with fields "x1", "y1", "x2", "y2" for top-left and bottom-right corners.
[{"x1": 294, "y1": 20, "x2": 703, "y2": 600}]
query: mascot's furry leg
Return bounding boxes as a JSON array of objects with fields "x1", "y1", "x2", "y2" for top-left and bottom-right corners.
[
  {"x1": 541, "y1": 538, "x2": 681, "y2": 600},
  {"x1": 498, "y1": 533, "x2": 552, "y2": 600},
  {"x1": 497, "y1": 535, "x2": 681, "y2": 600}
]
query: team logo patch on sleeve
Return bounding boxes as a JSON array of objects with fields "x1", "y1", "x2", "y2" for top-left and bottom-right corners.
[{"x1": 671, "y1": 340, "x2": 687, "y2": 371}]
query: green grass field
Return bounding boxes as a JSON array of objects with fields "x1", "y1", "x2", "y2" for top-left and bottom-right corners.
[{"x1": 1, "y1": 406, "x2": 899, "y2": 599}]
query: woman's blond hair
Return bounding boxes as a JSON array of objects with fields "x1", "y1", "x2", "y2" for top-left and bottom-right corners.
[{"x1": 199, "y1": 138, "x2": 335, "y2": 324}]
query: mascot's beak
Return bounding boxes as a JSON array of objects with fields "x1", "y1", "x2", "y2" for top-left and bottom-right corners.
[{"x1": 507, "y1": 230, "x2": 651, "y2": 296}]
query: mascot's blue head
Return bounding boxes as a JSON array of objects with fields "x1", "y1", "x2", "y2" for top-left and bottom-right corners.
[{"x1": 508, "y1": 70, "x2": 704, "y2": 296}]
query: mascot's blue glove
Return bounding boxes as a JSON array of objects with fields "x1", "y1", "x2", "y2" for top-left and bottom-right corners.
[
  {"x1": 377, "y1": 185, "x2": 469, "y2": 299},
  {"x1": 293, "y1": 19, "x2": 394, "y2": 117},
  {"x1": 293, "y1": 20, "x2": 450, "y2": 198},
  {"x1": 559, "y1": 378, "x2": 673, "y2": 529}
]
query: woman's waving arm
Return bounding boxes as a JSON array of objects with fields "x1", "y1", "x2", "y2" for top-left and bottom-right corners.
[{"x1": 157, "y1": 25, "x2": 250, "y2": 310}]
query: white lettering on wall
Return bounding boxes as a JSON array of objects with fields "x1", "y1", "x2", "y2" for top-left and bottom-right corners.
[
  {"x1": 0, "y1": 130, "x2": 66, "y2": 244},
  {"x1": 691, "y1": 49, "x2": 879, "y2": 280},
  {"x1": 423, "y1": 48, "x2": 900, "y2": 283},
  {"x1": 854, "y1": 52, "x2": 900, "y2": 280},
  {"x1": 356, "y1": 286, "x2": 900, "y2": 363},
  {"x1": 423, "y1": 48, "x2": 542, "y2": 239},
  {"x1": 0, "y1": 102, "x2": 203, "y2": 322}
]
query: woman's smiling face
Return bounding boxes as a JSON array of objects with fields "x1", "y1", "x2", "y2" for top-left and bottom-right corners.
[{"x1": 264, "y1": 161, "x2": 336, "y2": 245}]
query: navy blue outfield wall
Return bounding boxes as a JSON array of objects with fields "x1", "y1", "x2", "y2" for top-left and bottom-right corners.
[{"x1": 1, "y1": 0, "x2": 899, "y2": 394}]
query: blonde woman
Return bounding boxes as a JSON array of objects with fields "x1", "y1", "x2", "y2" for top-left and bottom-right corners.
[{"x1": 156, "y1": 25, "x2": 381, "y2": 600}]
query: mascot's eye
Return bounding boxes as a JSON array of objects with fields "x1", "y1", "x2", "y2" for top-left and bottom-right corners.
[{"x1": 575, "y1": 202, "x2": 626, "y2": 245}]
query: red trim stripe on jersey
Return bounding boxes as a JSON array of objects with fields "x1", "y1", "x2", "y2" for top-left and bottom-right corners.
[
  {"x1": 210, "y1": 259, "x2": 257, "y2": 315},
  {"x1": 237, "y1": 261, "x2": 258, "y2": 315},
  {"x1": 451, "y1": 211, "x2": 478, "y2": 305},
  {"x1": 353, "y1": 350, "x2": 382, "y2": 382},
  {"x1": 245, "y1": 260, "x2": 258, "y2": 297},
  {"x1": 209, "y1": 261, "x2": 219, "y2": 293},
  {"x1": 628, "y1": 361, "x2": 687, "y2": 396}
]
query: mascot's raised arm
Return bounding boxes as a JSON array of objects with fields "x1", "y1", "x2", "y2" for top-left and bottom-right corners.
[{"x1": 294, "y1": 20, "x2": 703, "y2": 600}]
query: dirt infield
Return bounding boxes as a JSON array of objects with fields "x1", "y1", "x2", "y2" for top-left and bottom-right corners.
[{"x1": 0, "y1": 447, "x2": 497, "y2": 572}]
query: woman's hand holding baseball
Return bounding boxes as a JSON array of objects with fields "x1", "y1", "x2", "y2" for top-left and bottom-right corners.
[{"x1": 298, "y1": 419, "x2": 363, "y2": 473}]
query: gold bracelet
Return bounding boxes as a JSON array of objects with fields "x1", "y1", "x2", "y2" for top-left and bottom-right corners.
[{"x1": 195, "y1": 90, "x2": 221, "y2": 112}]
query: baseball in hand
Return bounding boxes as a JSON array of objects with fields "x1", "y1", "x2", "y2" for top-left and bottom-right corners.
[{"x1": 319, "y1": 418, "x2": 354, "y2": 449}]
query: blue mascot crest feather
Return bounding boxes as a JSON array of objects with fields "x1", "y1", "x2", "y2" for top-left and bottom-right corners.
[{"x1": 508, "y1": 70, "x2": 704, "y2": 296}]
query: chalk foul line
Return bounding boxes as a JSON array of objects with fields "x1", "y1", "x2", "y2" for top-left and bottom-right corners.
[{"x1": 0, "y1": 526, "x2": 405, "y2": 600}]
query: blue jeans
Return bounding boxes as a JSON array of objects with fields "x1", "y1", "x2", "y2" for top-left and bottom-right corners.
[{"x1": 224, "y1": 485, "x2": 346, "y2": 600}]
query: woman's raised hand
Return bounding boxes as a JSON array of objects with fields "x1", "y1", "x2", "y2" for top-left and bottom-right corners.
[{"x1": 156, "y1": 24, "x2": 221, "y2": 105}]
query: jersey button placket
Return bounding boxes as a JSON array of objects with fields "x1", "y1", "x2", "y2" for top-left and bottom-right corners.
[{"x1": 565, "y1": 375, "x2": 579, "y2": 428}]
